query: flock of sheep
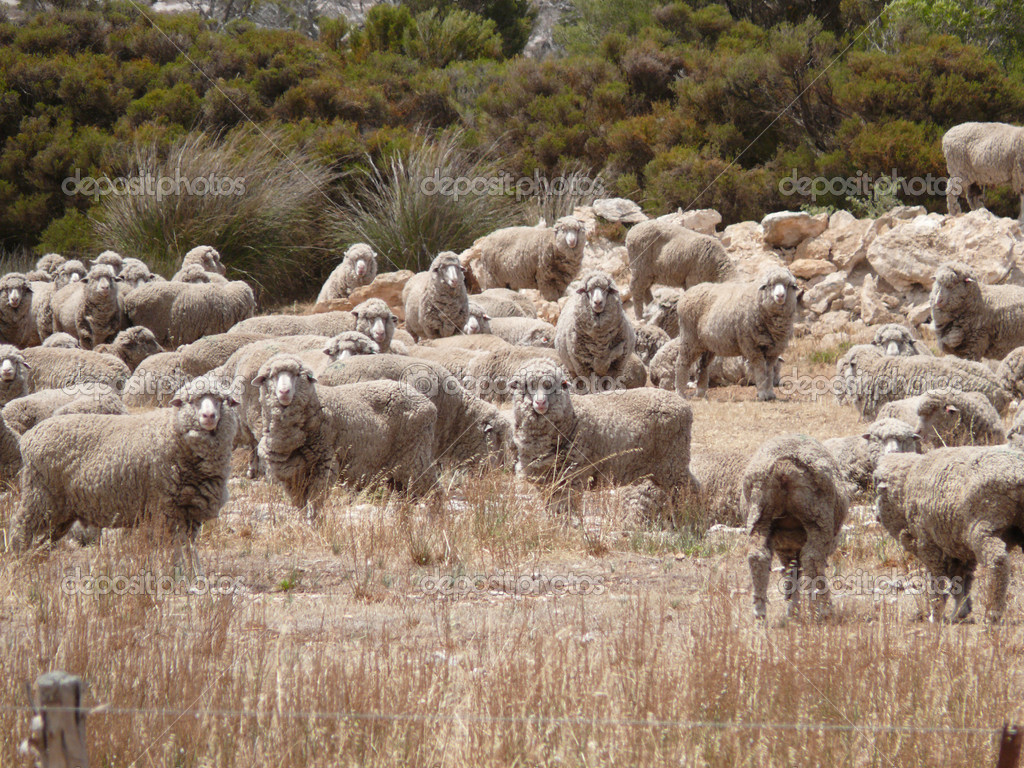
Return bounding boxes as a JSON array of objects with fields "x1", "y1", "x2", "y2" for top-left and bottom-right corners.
[{"x1": 5, "y1": 121, "x2": 1024, "y2": 623}]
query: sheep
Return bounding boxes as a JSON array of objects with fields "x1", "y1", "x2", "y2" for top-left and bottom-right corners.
[
  {"x1": 41, "y1": 332, "x2": 79, "y2": 349},
  {"x1": 420, "y1": 334, "x2": 514, "y2": 353},
  {"x1": 469, "y1": 288, "x2": 538, "y2": 319},
  {"x1": 406, "y1": 344, "x2": 485, "y2": 382},
  {"x1": 688, "y1": 450, "x2": 750, "y2": 528},
  {"x1": 21, "y1": 346, "x2": 131, "y2": 394},
  {"x1": 871, "y1": 323, "x2": 933, "y2": 357},
  {"x1": 836, "y1": 344, "x2": 1010, "y2": 418},
  {"x1": 175, "y1": 332, "x2": 269, "y2": 377},
  {"x1": 0, "y1": 344, "x2": 30, "y2": 406},
  {"x1": 173, "y1": 245, "x2": 227, "y2": 281},
  {"x1": 93, "y1": 250, "x2": 123, "y2": 272},
  {"x1": 626, "y1": 219, "x2": 736, "y2": 319},
  {"x1": 93, "y1": 326, "x2": 164, "y2": 372},
  {"x1": 996, "y1": 346, "x2": 1024, "y2": 400},
  {"x1": 822, "y1": 418, "x2": 922, "y2": 492},
  {"x1": 35, "y1": 253, "x2": 65, "y2": 277},
  {"x1": 874, "y1": 446, "x2": 1024, "y2": 622},
  {"x1": 509, "y1": 358, "x2": 694, "y2": 522},
  {"x1": 9, "y1": 373, "x2": 240, "y2": 557},
  {"x1": 51, "y1": 264, "x2": 122, "y2": 349},
  {"x1": 317, "y1": 353, "x2": 513, "y2": 469},
  {"x1": 26, "y1": 280, "x2": 56, "y2": 346},
  {"x1": 124, "y1": 280, "x2": 256, "y2": 347},
  {"x1": 119, "y1": 258, "x2": 155, "y2": 290},
  {"x1": 322, "y1": 331, "x2": 380, "y2": 360},
  {"x1": 649, "y1": 338, "x2": 784, "y2": 391},
  {"x1": 488, "y1": 317, "x2": 556, "y2": 348},
  {"x1": 464, "y1": 302, "x2": 492, "y2": 335},
  {"x1": 54, "y1": 260, "x2": 86, "y2": 289},
  {"x1": 744, "y1": 434, "x2": 849, "y2": 621},
  {"x1": 316, "y1": 243, "x2": 378, "y2": 302},
  {"x1": 174, "y1": 263, "x2": 216, "y2": 284},
  {"x1": 253, "y1": 354, "x2": 437, "y2": 511},
  {"x1": 474, "y1": 217, "x2": 586, "y2": 301},
  {"x1": 676, "y1": 267, "x2": 800, "y2": 401},
  {"x1": 122, "y1": 351, "x2": 188, "y2": 409},
  {"x1": 3, "y1": 382, "x2": 124, "y2": 434},
  {"x1": 942, "y1": 122, "x2": 1024, "y2": 221},
  {"x1": 231, "y1": 311, "x2": 354, "y2": 338},
  {"x1": 554, "y1": 271, "x2": 637, "y2": 393},
  {"x1": 403, "y1": 252, "x2": 469, "y2": 340},
  {"x1": 930, "y1": 262, "x2": 1024, "y2": 360},
  {"x1": 642, "y1": 286, "x2": 682, "y2": 338},
  {"x1": 1007, "y1": 407, "x2": 1024, "y2": 450},
  {"x1": 914, "y1": 389, "x2": 1006, "y2": 447},
  {"x1": 0, "y1": 273, "x2": 35, "y2": 347},
  {"x1": 24, "y1": 270, "x2": 51, "y2": 283},
  {"x1": 463, "y1": 345, "x2": 562, "y2": 402},
  {"x1": 631, "y1": 321, "x2": 670, "y2": 365},
  {"x1": 0, "y1": 410, "x2": 21, "y2": 485}
]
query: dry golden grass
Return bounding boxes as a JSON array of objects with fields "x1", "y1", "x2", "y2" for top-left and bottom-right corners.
[{"x1": 2, "y1": 337, "x2": 1024, "y2": 767}]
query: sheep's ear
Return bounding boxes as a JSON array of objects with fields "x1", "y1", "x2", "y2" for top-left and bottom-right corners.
[
  {"x1": 795, "y1": 288, "x2": 805, "y2": 304},
  {"x1": 20, "y1": 360, "x2": 30, "y2": 370},
  {"x1": 862, "y1": 432, "x2": 872, "y2": 440},
  {"x1": 607, "y1": 284, "x2": 619, "y2": 294},
  {"x1": 483, "y1": 312, "x2": 492, "y2": 320},
  {"x1": 576, "y1": 285, "x2": 588, "y2": 294},
  {"x1": 945, "y1": 404, "x2": 959, "y2": 414},
  {"x1": 912, "y1": 433, "x2": 922, "y2": 442},
  {"x1": 304, "y1": 370, "x2": 318, "y2": 382},
  {"x1": 561, "y1": 379, "x2": 570, "y2": 390},
  {"x1": 322, "y1": 345, "x2": 334, "y2": 356},
  {"x1": 964, "y1": 275, "x2": 974, "y2": 283},
  {"x1": 483, "y1": 422, "x2": 494, "y2": 434},
  {"x1": 170, "y1": 395, "x2": 184, "y2": 407},
  {"x1": 115, "y1": 275, "x2": 124, "y2": 282},
  {"x1": 251, "y1": 373, "x2": 267, "y2": 387}
]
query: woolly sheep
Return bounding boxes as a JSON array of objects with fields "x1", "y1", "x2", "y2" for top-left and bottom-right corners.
[
  {"x1": 475, "y1": 217, "x2": 586, "y2": 301},
  {"x1": 555, "y1": 271, "x2": 637, "y2": 392},
  {"x1": 996, "y1": 346, "x2": 1024, "y2": 400},
  {"x1": 316, "y1": 243, "x2": 378, "y2": 302},
  {"x1": 488, "y1": 317, "x2": 556, "y2": 348},
  {"x1": 871, "y1": 323, "x2": 933, "y2": 357},
  {"x1": 914, "y1": 389, "x2": 1006, "y2": 447},
  {"x1": 403, "y1": 252, "x2": 469, "y2": 340},
  {"x1": 641, "y1": 286, "x2": 681, "y2": 338},
  {"x1": 93, "y1": 326, "x2": 163, "y2": 372},
  {"x1": 0, "y1": 411, "x2": 20, "y2": 485},
  {"x1": 1007, "y1": 407, "x2": 1024, "y2": 450},
  {"x1": 744, "y1": 434, "x2": 849, "y2": 621},
  {"x1": 124, "y1": 280, "x2": 256, "y2": 347},
  {"x1": 631, "y1": 321, "x2": 670, "y2": 365},
  {"x1": 35, "y1": 253, "x2": 65, "y2": 276},
  {"x1": 54, "y1": 260, "x2": 86, "y2": 289},
  {"x1": 175, "y1": 332, "x2": 268, "y2": 377},
  {"x1": 930, "y1": 262, "x2": 1024, "y2": 360},
  {"x1": 254, "y1": 354, "x2": 437, "y2": 511},
  {"x1": 649, "y1": 338, "x2": 784, "y2": 391},
  {"x1": 122, "y1": 351, "x2": 188, "y2": 409},
  {"x1": 24, "y1": 270, "x2": 51, "y2": 283},
  {"x1": 174, "y1": 263, "x2": 216, "y2": 284},
  {"x1": 874, "y1": 446, "x2": 1024, "y2": 622},
  {"x1": 317, "y1": 353, "x2": 513, "y2": 469},
  {"x1": 175, "y1": 245, "x2": 227, "y2": 279},
  {"x1": 836, "y1": 344, "x2": 1010, "y2": 418},
  {"x1": 0, "y1": 344, "x2": 29, "y2": 406},
  {"x1": 406, "y1": 345, "x2": 484, "y2": 382},
  {"x1": 463, "y1": 345, "x2": 562, "y2": 403},
  {"x1": 26, "y1": 280, "x2": 56, "y2": 347},
  {"x1": 676, "y1": 267, "x2": 800, "y2": 401},
  {"x1": 119, "y1": 258, "x2": 155, "y2": 291},
  {"x1": 0, "y1": 273, "x2": 35, "y2": 347},
  {"x1": 688, "y1": 450, "x2": 749, "y2": 528},
  {"x1": 942, "y1": 122, "x2": 1024, "y2": 221},
  {"x1": 822, "y1": 418, "x2": 922, "y2": 492},
  {"x1": 9, "y1": 373, "x2": 240, "y2": 555},
  {"x1": 420, "y1": 334, "x2": 514, "y2": 353},
  {"x1": 93, "y1": 250, "x2": 123, "y2": 272},
  {"x1": 51, "y1": 264, "x2": 122, "y2": 349},
  {"x1": 3, "y1": 382, "x2": 124, "y2": 434},
  {"x1": 464, "y1": 302, "x2": 492, "y2": 335},
  {"x1": 469, "y1": 288, "x2": 537, "y2": 319},
  {"x1": 509, "y1": 358, "x2": 694, "y2": 522},
  {"x1": 231, "y1": 311, "x2": 354, "y2": 338},
  {"x1": 40, "y1": 332, "x2": 79, "y2": 349},
  {"x1": 21, "y1": 346, "x2": 131, "y2": 394},
  {"x1": 626, "y1": 219, "x2": 736, "y2": 319},
  {"x1": 322, "y1": 331, "x2": 380, "y2": 359}
]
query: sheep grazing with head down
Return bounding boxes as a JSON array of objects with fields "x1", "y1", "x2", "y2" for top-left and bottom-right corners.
[
  {"x1": 555, "y1": 271, "x2": 639, "y2": 392},
  {"x1": 509, "y1": 358, "x2": 694, "y2": 522},
  {"x1": 474, "y1": 217, "x2": 586, "y2": 301},
  {"x1": 489, "y1": 317, "x2": 556, "y2": 348},
  {"x1": 871, "y1": 323, "x2": 932, "y2": 357},
  {"x1": 36, "y1": 253, "x2": 65, "y2": 277},
  {"x1": 125, "y1": 280, "x2": 256, "y2": 347},
  {"x1": 51, "y1": 264, "x2": 122, "y2": 349},
  {"x1": 316, "y1": 243, "x2": 379, "y2": 303},
  {"x1": 3, "y1": 382, "x2": 125, "y2": 435},
  {"x1": 930, "y1": 262, "x2": 1024, "y2": 361},
  {"x1": 9, "y1": 373, "x2": 240, "y2": 559},
  {"x1": 942, "y1": 122, "x2": 1024, "y2": 221},
  {"x1": 469, "y1": 288, "x2": 537, "y2": 319},
  {"x1": 676, "y1": 266, "x2": 801, "y2": 401},
  {"x1": 322, "y1": 331, "x2": 380, "y2": 360},
  {"x1": 403, "y1": 252, "x2": 469, "y2": 340},
  {"x1": 744, "y1": 434, "x2": 849, "y2": 621}
]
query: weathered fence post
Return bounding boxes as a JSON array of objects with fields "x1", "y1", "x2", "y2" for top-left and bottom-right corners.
[
  {"x1": 18, "y1": 671, "x2": 89, "y2": 768},
  {"x1": 997, "y1": 723, "x2": 1023, "y2": 768}
]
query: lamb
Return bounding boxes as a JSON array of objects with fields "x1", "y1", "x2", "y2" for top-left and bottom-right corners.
[
  {"x1": 836, "y1": 344, "x2": 1010, "y2": 418},
  {"x1": 122, "y1": 351, "x2": 188, "y2": 408},
  {"x1": 35, "y1": 253, "x2": 65, "y2": 277},
  {"x1": 464, "y1": 302, "x2": 492, "y2": 335},
  {"x1": 172, "y1": 245, "x2": 227, "y2": 282},
  {"x1": 9, "y1": 373, "x2": 239, "y2": 556},
  {"x1": 317, "y1": 353, "x2": 513, "y2": 469},
  {"x1": 403, "y1": 252, "x2": 469, "y2": 340},
  {"x1": 0, "y1": 344, "x2": 30, "y2": 405},
  {"x1": 474, "y1": 217, "x2": 586, "y2": 301},
  {"x1": 469, "y1": 288, "x2": 538, "y2": 319},
  {"x1": 41, "y1": 332, "x2": 79, "y2": 349},
  {"x1": 21, "y1": 346, "x2": 131, "y2": 394},
  {"x1": 54, "y1": 260, "x2": 86, "y2": 289},
  {"x1": 554, "y1": 271, "x2": 637, "y2": 392},
  {"x1": 254, "y1": 354, "x2": 437, "y2": 511},
  {"x1": 929, "y1": 262, "x2": 1024, "y2": 360},
  {"x1": 488, "y1": 317, "x2": 556, "y2": 348},
  {"x1": 872, "y1": 323, "x2": 933, "y2": 357},
  {"x1": 322, "y1": 331, "x2": 380, "y2": 359},
  {"x1": 642, "y1": 286, "x2": 682, "y2": 338},
  {"x1": 316, "y1": 243, "x2": 378, "y2": 302},
  {"x1": 93, "y1": 250, "x2": 123, "y2": 272},
  {"x1": 93, "y1": 326, "x2": 164, "y2": 372},
  {"x1": 631, "y1": 321, "x2": 670, "y2": 365},
  {"x1": 942, "y1": 122, "x2": 1024, "y2": 221},
  {"x1": 175, "y1": 332, "x2": 269, "y2": 377},
  {"x1": 874, "y1": 446, "x2": 1024, "y2": 622},
  {"x1": 0, "y1": 273, "x2": 35, "y2": 347},
  {"x1": 744, "y1": 434, "x2": 849, "y2": 621},
  {"x1": 822, "y1": 418, "x2": 922, "y2": 492},
  {"x1": 3, "y1": 382, "x2": 124, "y2": 434},
  {"x1": 626, "y1": 219, "x2": 736, "y2": 319},
  {"x1": 124, "y1": 280, "x2": 256, "y2": 347},
  {"x1": 51, "y1": 264, "x2": 122, "y2": 349},
  {"x1": 509, "y1": 358, "x2": 694, "y2": 522},
  {"x1": 675, "y1": 267, "x2": 800, "y2": 401}
]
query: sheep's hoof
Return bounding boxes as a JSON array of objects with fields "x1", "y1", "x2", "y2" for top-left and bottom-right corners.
[
  {"x1": 752, "y1": 600, "x2": 767, "y2": 621},
  {"x1": 757, "y1": 391, "x2": 777, "y2": 402}
]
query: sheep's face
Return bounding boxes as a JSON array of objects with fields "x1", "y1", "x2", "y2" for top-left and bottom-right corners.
[
  {"x1": 864, "y1": 419, "x2": 921, "y2": 456},
  {"x1": 759, "y1": 270, "x2": 800, "y2": 310},
  {"x1": 353, "y1": 302, "x2": 396, "y2": 348},
  {"x1": 120, "y1": 327, "x2": 163, "y2": 360},
  {"x1": 2, "y1": 278, "x2": 29, "y2": 311},
  {"x1": 252, "y1": 356, "x2": 317, "y2": 409},
  {"x1": 577, "y1": 274, "x2": 619, "y2": 315},
  {"x1": 0, "y1": 351, "x2": 26, "y2": 382},
  {"x1": 464, "y1": 305, "x2": 491, "y2": 335},
  {"x1": 430, "y1": 254, "x2": 464, "y2": 290},
  {"x1": 1009, "y1": 424, "x2": 1024, "y2": 451},
  {"x1": 323, "y1": 331, "x2": 379, "y2": 360},
  {"x1": 85, "y1": 265, "x2": 119, "y2": 300},
  {"x1": 510, "y1": 362, "x2": 571, "y2": 420},
  {"x1": 554, "y1": 217, "x2": 585, "y2": 253},
  {"x1": 171, "y1": 376, "x2": 240, "y2": 437},
  {"x1": 344, "y1": 245, "x2": 377, "y2": 282},
  {"x1": 524, "y1": 327, "x2": 553, "y2": 347},
  {"x1": 930, "y1": 265, "x2": 977, "y2": 312},
  {"x1": 57, "y1": 261, "x2": 87, "y2": 288}
]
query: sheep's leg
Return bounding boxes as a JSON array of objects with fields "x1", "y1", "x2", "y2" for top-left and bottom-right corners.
[
  {"x1": 1018, "y1": 189, "x2": 1024, "y2": 224},
  {"x1": 9, "y1": 481, "x2": 69, "y2": 552},
  {"x1": 782, "y1": 556, "x2": 801, "y2": 619},
  {"x1": 948, "y1": 561, "x2": 975, "y2": 622},
  {"x1": 675, "y1": 339, "x2": 703, "y2": 399},
  {"x1": 966, "y1": 183, "x2": 984, "y2": 211},
  {"x1": 694, "y1": 352, "x2": 714, "y2": 396},
  {"x1": 799, "y1": 527, "x2": 833, "y2": 620},
  {"x1": 946, "y1": 187, "x2": 962, "y2": 216},
  {"x1": 629, "y1": 274, "x2": 649, "y2": 320},
  {"x1": 913, "y1": 539, "x2": 951, "y2": 622},
  {"x1": 969, "y1": 528, "x2": 1010, "y2": 623},
  {"x1": 748, "y1": 535, "x2": 773, "y2": 620},
  {"x1": 747, "y1": 350, "x2": 775, "y2": 401}
]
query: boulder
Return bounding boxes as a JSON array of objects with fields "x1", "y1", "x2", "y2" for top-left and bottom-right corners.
[
  {"x1": 719, "y1": 221, "x2": 785, "y2": 279},
  {"x1": 859, "y1": 274, "x2": 895, "y2": 325},
  {"x1": 313, "y1": 269, "x2": 413, "y2": 320},
  {"x1": 789, "y1": 258, "x2": 837, "y2": 280},
  {"x1": 592, "y1": 198, "x2": 647, "y2": 224},
  {"x1": 803, "y1": 271, "x2": 847, "y2": 315},
  {"x1": 761, "y1": 211, "x2": 829, "y2": 248}
]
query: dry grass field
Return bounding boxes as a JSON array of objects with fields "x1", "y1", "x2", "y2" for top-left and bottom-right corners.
[{"x1": 2, "y1": 337, "x2": 1024, "y2": 767}]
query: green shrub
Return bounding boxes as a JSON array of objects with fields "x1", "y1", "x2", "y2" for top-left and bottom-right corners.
[{"x1": 403, "y1": 8, "x2": 502, "y2": 68}]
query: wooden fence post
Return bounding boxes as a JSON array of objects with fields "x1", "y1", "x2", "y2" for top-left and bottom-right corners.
[
  {"x1": 18, "y1": 671, "x2": 89, "y2": 768},
  {"x1": 998, "y1": 724, "x2": 1023, "y2": 768}
]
